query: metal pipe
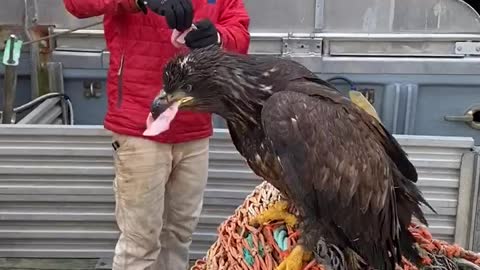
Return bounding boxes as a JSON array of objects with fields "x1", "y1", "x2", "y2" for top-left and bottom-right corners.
[
  {"x1": 47, "y1": 62, "x2": 68, "y2": 124},
  {"x1": 2, "y1": 35, "x2": 19, "y2": 124},
  {"x1": 52, "y1": 30, "x2": 480, "y2": 41},
  {"x1": 23, "y1": 21, "x2": 103, "y2": 46},
  {"x1": 24, "y1": 0, "x2": 40, "y2": 99},
  {"x1": 28, "y1": 43, "x2": 41, "y2": 99}
]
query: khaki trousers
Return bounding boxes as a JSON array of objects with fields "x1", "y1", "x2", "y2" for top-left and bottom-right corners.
[{"x1": 110, "y1": 133, "x2": 209, "y2": 270}]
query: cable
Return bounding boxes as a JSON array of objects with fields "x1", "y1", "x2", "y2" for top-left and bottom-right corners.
[
  {"x1": 65, "y1": 98, "x2": 74, "y2": 125},
  {"x1": 326, "y1": 76, "x2": 356, "y2": 90},
  {"x1": 13, "y1": 92, "x2": 65, "y2": 113},
  {"x1": 12, "y1": 92, "x2": 74, "y2": 125}
]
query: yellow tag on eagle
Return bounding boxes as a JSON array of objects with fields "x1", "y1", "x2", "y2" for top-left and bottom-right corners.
[{"x1": 348, "y1": 90, "x2": 381, "y2": 122}]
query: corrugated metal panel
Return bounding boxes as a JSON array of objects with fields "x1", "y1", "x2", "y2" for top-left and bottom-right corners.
[
  {"x1": 0, "y1": 125, "x2": 476, "y2": 259},
  {"x1": 394, "y1": 135, "x2": 477, "y2": 245}
]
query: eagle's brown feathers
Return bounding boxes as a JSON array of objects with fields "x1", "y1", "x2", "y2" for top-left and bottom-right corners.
[
  {"x1": 261, "y1": 81, "x2": 432, "y2": 269},
  {"x1": 154, "y1": 45, "x2": 434, "y2": 270}
]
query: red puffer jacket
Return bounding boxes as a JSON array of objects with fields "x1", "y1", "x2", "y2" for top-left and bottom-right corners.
[{"x1": 63, "y1": 0, "x2": 250, "y2": 143}]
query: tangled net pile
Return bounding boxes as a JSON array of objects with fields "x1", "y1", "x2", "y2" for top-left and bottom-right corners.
[{"x1": 191, "y1": 181, "x2": 480, "y2": 270}]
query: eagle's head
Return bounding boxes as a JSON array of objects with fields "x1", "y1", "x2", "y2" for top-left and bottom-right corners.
[
  {"x1": 145, "y1": 45, "x2": 269, "y2": 136},
  {"x1": 150, "y1": 45, "x2": 228, "y2": 118}
]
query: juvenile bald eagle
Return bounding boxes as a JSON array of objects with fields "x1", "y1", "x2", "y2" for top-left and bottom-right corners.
[{"x1": 145, "y1": 45, "x2": 435, "y2": 270}]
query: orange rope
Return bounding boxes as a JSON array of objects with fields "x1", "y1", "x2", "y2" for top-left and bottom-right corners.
[{"x1": 191, "y1": 181, "x2": 480, "y2": 270}]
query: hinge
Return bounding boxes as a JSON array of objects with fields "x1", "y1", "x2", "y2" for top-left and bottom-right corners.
[
  {"x1": 281, "y1": 37, "x2": 323, "y2": 56},
  {"x1": 455, "y1": 41, "x2": 480, "y2": 56}
]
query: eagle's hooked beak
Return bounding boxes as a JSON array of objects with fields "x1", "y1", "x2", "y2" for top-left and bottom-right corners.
[{"x1": 150, "y1": 90, "x2": 194, "y2": 119}]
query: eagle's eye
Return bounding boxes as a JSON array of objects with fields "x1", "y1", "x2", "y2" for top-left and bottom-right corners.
[{"x1": 185, "y1": 84, "x2": 192, "y2": 92}]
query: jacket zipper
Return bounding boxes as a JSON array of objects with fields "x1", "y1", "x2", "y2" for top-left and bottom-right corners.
[{"x1": 116, "y1": 52, "x2": 125, "y2": 108}]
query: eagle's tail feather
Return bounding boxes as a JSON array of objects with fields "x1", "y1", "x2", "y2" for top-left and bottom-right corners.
[
  {"x1": 395, "y1": 171, "x2": 432, "y2": 267},
  {"x1": 398, "y1": 172, "x2": 435, "y2": 225},
  {"x1": 399, "y1": 226, "x2": 423, "y2": 265}
]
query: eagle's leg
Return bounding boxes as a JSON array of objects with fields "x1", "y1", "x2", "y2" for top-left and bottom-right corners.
[
  {"x1": 276, "y1": 244, "x2": 313, "y2": 270},
  {"x1": 249, "y1": 201, "x2": 298, "y2": 229}
]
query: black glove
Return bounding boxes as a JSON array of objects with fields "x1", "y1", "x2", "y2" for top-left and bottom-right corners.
[
  {"x1": 138, "y1": 0, "x2": 194, "y2": 32},
  {"x1": 185, "y1": 19, "x2": 220, "y2": 49}
]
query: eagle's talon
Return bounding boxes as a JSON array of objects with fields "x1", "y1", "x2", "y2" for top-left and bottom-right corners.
[
  {"x1": 315, "y1": 238, "x2": 328, "y2": 257},
  {"x1": 249, "y1": 201, "x2": 298, "y2": 229},
  {"x1": 276, "y1": 245, "x2": 312, "y2": 270},
  {"x1": 313, "y1": 239, "x2": 348, "y2": 270}
]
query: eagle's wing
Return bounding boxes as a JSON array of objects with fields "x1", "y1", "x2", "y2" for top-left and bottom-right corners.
[
  {"x1": 301, "y1": 77, "x2": 418, "y2": 183},
  {"x1": 260, "y1": 82, "x2": 418, "y2": 268}
]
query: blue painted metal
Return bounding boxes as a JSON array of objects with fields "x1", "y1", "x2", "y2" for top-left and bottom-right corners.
[{"x1": 3, "y1": 66, "x2": 480, "y2": 138}]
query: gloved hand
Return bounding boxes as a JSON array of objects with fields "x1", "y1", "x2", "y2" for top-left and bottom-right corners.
[
  {"x1": 138, "y1": 0, "x2": 194, "y2": 32},
  {"x1": 185, "y1": 19, "x2": 221, "y2": 49}
]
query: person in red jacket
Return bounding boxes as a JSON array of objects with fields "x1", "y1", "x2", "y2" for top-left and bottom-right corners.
[{"x1": 63, "y1": 0, "x2": 250, "y2": 269}]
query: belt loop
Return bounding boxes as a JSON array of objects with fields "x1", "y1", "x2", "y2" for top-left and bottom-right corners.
[{"x1": 112, "y1": 140, "x2": 120, "y2": 151}]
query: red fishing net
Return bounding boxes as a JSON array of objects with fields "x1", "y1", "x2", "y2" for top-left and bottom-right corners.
[{"x1": 191, "y1": 182, "x2": 480, "y2": 270}]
